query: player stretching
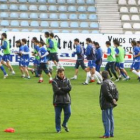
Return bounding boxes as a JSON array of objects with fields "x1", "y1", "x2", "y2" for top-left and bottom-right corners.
[
  {"x1": 130, "y1": 41, "x2": 140, "y2": 82},
  {"x1": 1, "y1": 33, "x2": 15, "y2": 75},
  {"x1": 71, "y1": 38, "x2": 88, "y2": 80},
  {"x1": 113, "y1": 40, "x2": 130, "y2": 80},
  {"x1": 38, "y1": 41, "x2": 53, "y2": 83},
  {"x1": 0, "y1": 46, "x2": 8, "y2": 78}
]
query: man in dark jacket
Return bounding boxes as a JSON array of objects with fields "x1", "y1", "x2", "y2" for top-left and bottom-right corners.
[
  {"x1": 99, "y1": 71, "x2": 119, "y2": 138},
  {"x1": 52, "y1": 68, "x2": 72, "y2": 133}
]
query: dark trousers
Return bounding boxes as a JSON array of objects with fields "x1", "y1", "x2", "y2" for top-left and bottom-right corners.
[
  {"x1": 102, "y1": 108, "x2": 114, "y2": 137},
  {"x1": 55, "y1": 104, "x2": 71, "y2": 131},
  {"x1": 96, "y1": 64, "x2": 101, "y2": 72}
]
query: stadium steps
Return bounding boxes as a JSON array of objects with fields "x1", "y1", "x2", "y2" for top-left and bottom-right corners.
[{"x1": 95, "y1": 0, "x2": 123, "y2": 34}]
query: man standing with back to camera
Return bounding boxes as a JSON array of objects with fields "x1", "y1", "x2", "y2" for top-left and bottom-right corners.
[
  {"x1": 52, "y1": 68, "x2": 72, "y2": 133},
  {"x1": 99, "y1": 71, "x2": 119, "y2": 138}
]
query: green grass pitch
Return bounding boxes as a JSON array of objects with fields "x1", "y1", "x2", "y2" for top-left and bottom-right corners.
[{"x1": 0, "y1": 66, "x2": 140, "y2": 140}]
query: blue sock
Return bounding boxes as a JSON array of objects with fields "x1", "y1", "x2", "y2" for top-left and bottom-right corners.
[
  {"x1": 120, "y1": 71, "x2": 126, "y2": 78},
  {"x1": 0, "y1": 65, "x2": 7, "y2": 75}
]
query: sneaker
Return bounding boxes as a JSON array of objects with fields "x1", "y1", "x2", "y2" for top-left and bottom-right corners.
[
  {"x1": 49, "y1": 79, "x2": 53, "y2": 83},
  {"x1": 24, "y1": 76, "x2": 31, "y2": 79},
  {"x1": 4, "y1": 74, "x2": 8, "y2": 79},
  {"x1": 11, "y1": 71, "x2": 15, "y2": 75},
  {"x1": 110, "y1": 77, "x2": 114, "y2": 80},
  {"x1": 119, "y1": 75, "x2": 122, "y2": 79},
  {"x1": 62, "y1": 125, "x2": 69, "y2": 132},
  {"x1": 70, "y1": 77, "x2": 77, "y2": 80},
  {"x1": 56, "y1": 130, "x2": 61, "y2": 133},
  {"x1": 115, "y1": 79, "x2": 119, "y2": 82},
  {"x1": 100, "y1": 136, "x2": 110, "y2": 138},
  {"x1": 97, "y1": 82, "x2": 102, "y2": 85},
  {"x1": 38, "y1": 80, "x2": 43, "y2": 83},
  {"x1": 90, "y1": 79, "x2": 95, "y2": 83},
  {"x1": 82, "y1": 82, "x2": 88, "y2": 85},
  {"x1": 31, "y1": 70, "x2": 34, "y2": 75}
]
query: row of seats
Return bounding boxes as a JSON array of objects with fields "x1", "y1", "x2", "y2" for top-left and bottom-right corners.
[
  {"x1": 122, "y1": 15, "x2": 140, "y2": 20},
  {"x1": 125, "y1": 31, "x2": 140, "y2": 34},
  {"x1": 0, "y1": 20, "x2": 99, "y2": 28},
  {"x1": 120, "y1": 7, "x2": 140, "y2": 13},
  {"x1": 118, "y1": 0, "x2": 140, "y2": 5},
  {"x1": 0, "y1": 4, "x2": 96, "y2": 12},
  {"x1": 0, "y1": 13, "x2": 97, "y2": 20},
  {"x1": 123, "y1": 23, "x2": 140, "y2": 29},
  {"x1": 0, "y1": 0, "x2": 95, "y2": 4},
  {"x1": 1, "y1": 28, "x2": 99, "y2": 34}
]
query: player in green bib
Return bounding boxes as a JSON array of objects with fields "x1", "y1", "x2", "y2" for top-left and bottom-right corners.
[
  {"x1": 1, "y1": 33, "x2": 15, "y2": 75},
  {"x1": 113, "y1": 40, "x2": 130, "y2": 80},
  {"x1": 105, "y1": 41, "x2": 119, "y2": 81}
]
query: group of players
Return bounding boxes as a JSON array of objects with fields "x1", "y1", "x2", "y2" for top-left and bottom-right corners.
[{"x1": 0, "y1": 32, "x2": 140, "y2": 84}]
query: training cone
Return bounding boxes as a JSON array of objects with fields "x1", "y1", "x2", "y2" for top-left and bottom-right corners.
[{"x1": 4, "y1": 128, "x2": 15, "y2": 133}]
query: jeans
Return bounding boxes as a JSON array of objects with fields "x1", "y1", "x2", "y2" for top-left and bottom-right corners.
[
  {"x1": 102, "y1": 108, "x2": 114, "y2": 137},
  {"x1": 55, "y1": 104, "x2": 71, "y2": 131}
]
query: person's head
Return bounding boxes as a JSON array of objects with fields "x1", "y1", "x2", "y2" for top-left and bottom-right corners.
[
  {"x1": 21, "y1": 38, "x2": 27, "y2": 45},
  {"x1": 57, "y1": 68, "x2": 65, "y2": 79},
  {"x1": 92, "y1": 41, "x2": 96, "y2": 45},
  {"x1": 94, "y1": 42, "x2": 100, "y2": 48},
  {"x1": 34, "y1": 40, "x2": 39, "y2": 46},
  {"x1": 39, "y1": 41, "x2": 45, "y2": 47},
  {"x1": 137, "y1": 41, "x2": 140, "y2": 47},
  {"x1": 113, "y1": 40, "x2": 120, "y2": 47},
  {"x1": 106, "y1": 41, "x2": 111, "y2": 47},
  {"x1": 50, "y1": 33, "x2": 54, "y2": 39},
  {"x1": 102, "y1": 71, "x2": 109, "y2": 80},
  {"x1": 16, "y1": 40, "x2": 21, "y2": 47},
  {"x1": 131, "y1": 40, "x2": 137, "y2": 47},
  {"x1": 1, "y1": 33, "x2": 7, "y2": 40},
  {"x1": 32, "y1": 37, "x2": 37, "y2": 43},
  {"x1": 74, "y1": 38, "x2": 79, "y2": 45},
  {"x1": 45, "y1": 32, "x2": 50, "y2": 38},
  {"x1": 86, "y1": 38, "x2": 92, "y2": 44}
]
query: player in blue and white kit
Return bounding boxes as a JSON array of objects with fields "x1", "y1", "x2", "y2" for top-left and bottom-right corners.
[
  {"x1": 0, "y1": 46, "x2": 8, "y2": 78},
  {"x1": 70, "y1": 38, "x2": 87, "y2": 80},
  {"x1": 38, "y1": 41, "x2": 53, "y2": 83},
  {"x1": 130, "y1": 41, "x2": 140, "y2": 82}
]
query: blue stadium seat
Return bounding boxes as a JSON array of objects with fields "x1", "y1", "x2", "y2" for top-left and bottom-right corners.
[
  {"x1": 60, "y1": 22, "x2": 69, "y2": 27},
  {"x1": 28, "y1": 0, "x2": 37, "y2": 2},
  {"x1": 62, "y1": 30, "x2": 70, "y2": 33},
  {"x1": 39, "y1": 5, "x2": 47, "y2": 11},
  {"x1": 39, "y1": 13, "x2": 48, "y2": 19},
  {"x1": 22, "y1": 29, "x2": 30, "y2": 32},
  {"x1": 20, "y1": 13, "x2": 28, "y2": 19},
  {"x1": 30, "y1": 13, "x2": 38, "y2": 19},
  {"x1": 87, "y1": 6, "x2": 96, "y2": 12},
  {"x1": 1, "y1": 20, "x2": 9, "y2": 26},
  {"x1": 77, "y1": 0, "x2": 85, "y2": 4},
  {"x1": 11, "y1": 20, "x2": 19, "y2": 26},
  {"x1": 29, "y1": 5, "x2": 38, "y2": 11},
  {"x1": 79, "y1": 14, "x2": 87, "y2": 20},
  {"x1": 2, "y1": 28, "x2": 9, "y2": 32},
  {"x1": 38, "y1": 0, "x2": 46, "y2": 3},
  {"x1": 68, "y1": 6, "x2": 76, "y2": 12},
  {"x1": 42, "y1": 29, "x2": 49, "y2": 32},
  {"x1": 89, "y1": 14, "x2": 97, "y2": 20},
  {"x1": 11, "y1": 29, "x2": 20, "y2": 32},
  {"x1": 58, "y1": 6, "x2": 67, "y2": 12},
  {"x1": 10, "y1": 13, "x2": 19, "y2": 18},
  {"x1": 0, "y1": 12, "x2": 9, "y2": 18},
  {"x1": 69, "y1": 14, "x2": 78, "y2": 20},
  {"x1": 67, "y1": 0, "x2": 75, "y2": 4},
  {"x1": 92, "y1": 30, "x2": 99, "y2": 34},
  {"x1": 50, "y1": 13, "x2": 58, "y2": 19},
  {"x1": 57, "y1": 0, "x2": 65, "y2": 3},
  {"x1": 48, "y1": 0, "x2": 56, "y2": 3},
  {"x1": 32, "y1": 29, "x2": 40, "y2": 32},
  {"x1": 70, "y1": 22, "x2": 78, "y2": 28},
  {"x1": 86, "y1": 0, "x2": 94, "y2": 4},
  {"x1": 0, "y1": 0, "x2": 7, "y2": 2},
  {"x1": 0, "y1": 4, "x2": 8, "y2": 10},
  {"x1": 59, "y1": 14, "x2": 68, "y2": 20},
  {"x1": 9, "y1": 0, "x2": 18, "y2": 2},
  {"x1": 21, "y1": 21, "x2": 29, "y2": 26},
  {"x1": 19, "y1": 0, "x2": 27, "y2": 2},
  {"x1": 50, "y1": 22, "x2": 59, "y2": 27},
  {"x1": 19, "y1": 5, "x2": 28, "y2": 11},
  {"x1": 9, "y1": 4, "x2": 18, "y2": 10},
  {"x1": 52, "y1": 30, "x2": 59, "y2": 33},
  {"x1": 31, "y1": 21, "x2": 39, "y2": 27},
  {"x1": 81, "y1": 30, "x2": 90, "y2": 33},
  {"x1": 71, "y1": 30, "x2": 80, "y2": 33},
  {"x1": 90, "y1": 23, "x2": 99, "y2": 28},
  {"x1": 40, "y1": 21, "x2": 49, "y2": 27},
  {"x1": 78, "y1": 6, "x2": 86, "y2": 12},
  {"x1": 80, "y1": 22, "x2": 89, "y2": 28},
  {"x1": 49, "y1": 6, "x2": 57, "y2": 11}
]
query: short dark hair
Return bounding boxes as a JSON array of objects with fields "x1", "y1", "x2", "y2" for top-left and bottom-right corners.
[
  {"x1": 39, "y1": 41, "x2": 45, "y2": 46},
  {"x1": 86, "y1": 38, "x2": 92, "y2": 43},
  {"x1": 16, "y1": 40, "x2": 21, "y2": 44},
  {"x1": 137, "y1": 41, "x2": 140, "y2": 44},
  {"x1": 22, "y1": 38, "x2": 27, "y2": 44},
  {"x1": 74, "y1": 38, "x2": 79, "y2": 43},
  {"x1": 131, "y1": 40, "x2": 137, "y2": 46},
  {"x1": 94, "y1": 42, "x2": 99, "y2": 46},
  {"x1": 102, "y1": 71, "x2": 109, "y2": 79},
  {"x1": 106, "y1": 41, "x2": 111, "y2": 46},
  {"x1": 50, "y1": 33, "x2": 54, "y2": 38},
  {"x1": 32, "y1": 37, "x2": 37, "y2": 41},
  {"x1": 2, "y1": 33, "x2": 7, "y2": 38},
  {"x1": 57, "y1": 68, "x2": 65, "y2": 74},
  {"x1": 34, "y1": 40, "x2": 39, "y2": 44},
  {"x1": 113, "y1": 40, "x2": 120, "y2": 46},
  {"x1": 45, "y1": 32, "x2": 50, "y2": 37}
]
